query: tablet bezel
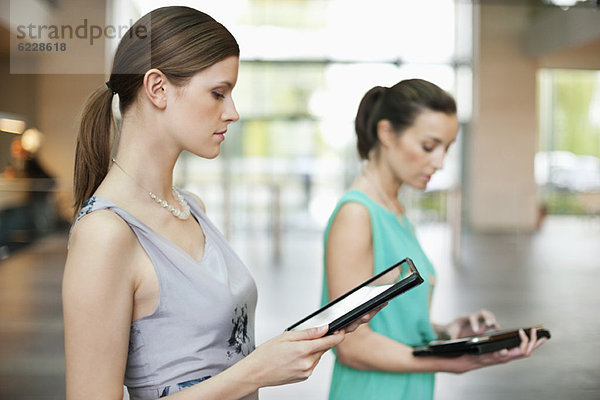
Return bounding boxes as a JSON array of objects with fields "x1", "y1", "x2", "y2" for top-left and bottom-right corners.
[
  {"x1": 412, "y1": 326, "x2": 551, "y2": 357},
  {"x1": 286, "y1": 257, "x2": 423, "y2": 335}
]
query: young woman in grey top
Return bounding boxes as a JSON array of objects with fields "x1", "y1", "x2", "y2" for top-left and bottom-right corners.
[{"x1": 63, "y1": 7, "x2": 376, "y2": 400}]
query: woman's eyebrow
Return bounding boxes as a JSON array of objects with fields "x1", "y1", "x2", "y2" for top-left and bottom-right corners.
[
  {"x1": 214, "y1": 80, "x2": 234, "y2": 88},
  {"x1": 423, "y1": 136, "x2": 443, "y2": 143},
  {"x1": 423, "y1": 136, "x2": 456, "y2": 147}
]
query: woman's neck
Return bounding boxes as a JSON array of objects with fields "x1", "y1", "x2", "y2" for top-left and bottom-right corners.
[
  {"x1": 356, "y1": 159, "x2": 405, "y2": 215},
  {"x1": 111, "y1": 115, "x2": 181, "y2": 200},
  {"x1": 363, "y1": 159, "x2": 402, "y2": 198}
]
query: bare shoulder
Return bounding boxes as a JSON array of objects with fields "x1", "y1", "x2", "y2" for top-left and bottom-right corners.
[
  {"x1": 327, "y1": 200, "x2": 373, "y2": 255},
  {"x1": 66, "y1": 210, "x2": 139, "y2": 280},
  {"x1": 326, "y1": 201, "x2": 374, "y2": 295},
  {"x1": 70, "y1": 209, "x2": 137, "y2": 253},
  {"x1": 182, "y1": 190, "x2": 207, "y2": 213},
  {"x1": 331, "y1": 201, "x2": 372, "y2": 230}
]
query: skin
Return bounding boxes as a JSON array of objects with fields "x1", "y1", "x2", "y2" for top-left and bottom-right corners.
[
  {"x1": 63, "y1": 56, "x2": 377, "y2": 400},
  {"x1": 325, "y1": 110, "x2": 547, "y2": 374}
]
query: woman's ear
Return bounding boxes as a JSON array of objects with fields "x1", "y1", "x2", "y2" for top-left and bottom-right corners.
[
  {"x1": 376, "y1": 119, "x2": 397, "y2": 148},
  {"x1": 142, "y1": 69, "x2": 168, "y2": 110}
]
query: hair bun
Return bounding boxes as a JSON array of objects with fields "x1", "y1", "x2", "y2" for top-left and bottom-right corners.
[{"x1": 355, "y1": 86, "x2": 387, "y2": 159}]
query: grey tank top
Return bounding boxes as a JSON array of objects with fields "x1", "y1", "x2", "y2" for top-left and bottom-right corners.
[{"x1": 74, "y1": 192, "x2": 258, "y2": 399}]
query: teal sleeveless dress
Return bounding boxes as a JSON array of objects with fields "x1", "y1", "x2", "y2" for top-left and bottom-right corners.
[{"x1": 322, "y1": 190, "x2": 438, "y2": 400}]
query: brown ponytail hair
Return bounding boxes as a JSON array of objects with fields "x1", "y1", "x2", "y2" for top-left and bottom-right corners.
[
  {"x1": 355, "y1": 79, "x2": 457, "y2": 160},
  {"x1": 73, "y1": 6, "x2": 239, "y2": 214}
]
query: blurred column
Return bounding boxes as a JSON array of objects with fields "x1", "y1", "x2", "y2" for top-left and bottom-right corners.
[{"x1": 467, "y1": 3, "x2": 538, "y2": 233}]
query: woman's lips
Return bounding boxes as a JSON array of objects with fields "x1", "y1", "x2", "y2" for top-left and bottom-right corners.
[{"x1": 214, "y1": 129, "x2": 227, "y2": 141}]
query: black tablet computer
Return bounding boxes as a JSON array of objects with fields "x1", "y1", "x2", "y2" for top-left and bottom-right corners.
[
  {"x1": 286, "y1": 258, "x2": 423, "y2": 335},
  {"x1": 412, "y1": 326, "x2": 551, "y2": 357}
]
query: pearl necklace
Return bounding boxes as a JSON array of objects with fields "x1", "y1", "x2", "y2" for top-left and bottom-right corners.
[{"x1": 111, "y1": 158, "x2": 191, "y2": 220}]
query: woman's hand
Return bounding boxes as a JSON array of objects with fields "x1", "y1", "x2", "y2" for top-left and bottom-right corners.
[
  {"x1": 238, "y1": 325, "x2": 345, "y2": 389},
  {"x1": 449, "y1": 328, "x2": 548, "y2": 374},
  {"x1": 441, "y1": 309, "x2": 500, "y2": 339},
  {"x1": 342, "y1": 302, "x2": 388, "y2": 334}
]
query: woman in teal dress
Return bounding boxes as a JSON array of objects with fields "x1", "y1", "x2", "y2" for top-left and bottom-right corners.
[{"x1": 322, "y1": 79, "x2": 547, "y2": 399}]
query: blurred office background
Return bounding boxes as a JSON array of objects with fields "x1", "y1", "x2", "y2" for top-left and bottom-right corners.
[{"x1": 1, "y1": 0, "x2": 599, "y2": 399}]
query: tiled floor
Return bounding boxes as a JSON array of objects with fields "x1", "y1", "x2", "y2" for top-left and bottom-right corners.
[{"x1": 1, "y1": 215, "x2": 599, "y2": 399}]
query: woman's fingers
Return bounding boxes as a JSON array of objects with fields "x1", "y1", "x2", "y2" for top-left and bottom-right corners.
[
  {"x1": 310, "y1": 330, "x2": 345, "y2": 354},
  {"x1": 250, "y1": 327, "x2": 345, "y2": 387},
  {"x1": 518, "y1": 329, "x2": 529, "y2": 354},
  {"x1": 295, "y1": 331, "x2": 345, "y2": 381},
  {"x1": 344, "y1": 303, "x2": 387, "y2": 333},
  {"x1": 284, "y1": 326, "x2": 344, "y2": 354},
  {"x1": 471, "y1": 309, "x2": 498, "y2": 332},
  {"x1": 525, "y1": 328, "x2": 538, "y2": 355},
  {"x1": 285, "y1": 325, "x2": 329, "y2": 341},
  {"x1": 497, "y1": 328, "x2": 542, "y2": 361},
  {"x1": 479, "y1": 309, "x2": 500, "y2": 330},
  {"x1": 468, "y1": 313, "x2": 481, "y2": 333},
  {"x1": 336, "y1": 302, "x2": 389, "y2": 334},
  {"x1": 466, "y1": 327, "x2": 548, "y2": 371}
]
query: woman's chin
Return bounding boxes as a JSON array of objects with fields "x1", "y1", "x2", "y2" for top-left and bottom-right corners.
[
  {"x1": 189, "y1": 147, "x2": 221, "y2": 160},
  {"x1": 409, "y1": 181, "x2": 428, "y2": 191}
]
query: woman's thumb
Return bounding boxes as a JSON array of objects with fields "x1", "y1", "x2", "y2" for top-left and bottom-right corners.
[{"x1": 289, "y1": 325, "x2": 329, "y2": 341}]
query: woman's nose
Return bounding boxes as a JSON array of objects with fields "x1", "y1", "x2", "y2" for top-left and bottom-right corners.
[
  {"x1": 223, "y1": 99, "x2": 239, "y2": 123},
  {"x1": 432, "y1": 149, "x2": 445, "y2": 170}
]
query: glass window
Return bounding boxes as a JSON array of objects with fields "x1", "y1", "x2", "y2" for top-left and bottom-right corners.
[
  {"x1": 130, "y1": 0, "x2": 468, "y2": 234},
  {"x1": 536, "y1": 69, "x2": 600, "y2": 215}
]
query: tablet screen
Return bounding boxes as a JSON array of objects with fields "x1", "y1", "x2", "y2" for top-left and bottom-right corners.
[{"x1": 288, "y1": 258, "x2": 419, "y2": 332}]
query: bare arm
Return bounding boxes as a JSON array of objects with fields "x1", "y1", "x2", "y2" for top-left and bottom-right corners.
[
  {"x1": 325, "y1": 203, "x2": 546, "y2": 375},
  {"x1": 325, "y1": 202, "x2": 451, "y2": 373},
  {"x1": 63, "y1": 211, "x2": 139, "y2": 399},
  {"x1": 64, "y1": 211, "x2": 346, "y2": 400}
]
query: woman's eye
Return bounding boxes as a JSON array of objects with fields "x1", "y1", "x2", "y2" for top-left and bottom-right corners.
[
  {"x1": 422, "y1": 144, "x2": 435, "y2": 153},
  {"x1": 212, "y1": 91, "x2": 225, "y2": 100}
]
